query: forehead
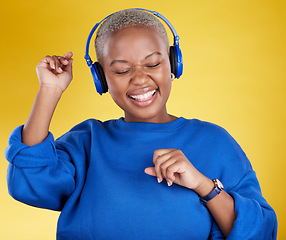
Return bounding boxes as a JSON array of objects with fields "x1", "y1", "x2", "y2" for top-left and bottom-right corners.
[{"x1": 102, "y1": 26, "x2": 169, "y2": 62}]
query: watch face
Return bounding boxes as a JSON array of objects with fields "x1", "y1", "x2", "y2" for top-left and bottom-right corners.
[{"x1": 214, "y1": 179, "x2": 224, "y2": 190}]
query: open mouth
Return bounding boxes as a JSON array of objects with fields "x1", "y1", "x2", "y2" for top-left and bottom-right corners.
[
  {"x1": 128, "y1": 89, "x2": 158, "y2": 107},
  {"x1": 129, "y1": 89, "x2": 157, "y2": 101}
]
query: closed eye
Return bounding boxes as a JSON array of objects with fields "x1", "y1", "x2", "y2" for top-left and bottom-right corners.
[
  {"x1": 146, "y1": 62, "x2": 160, "y2": 68},
  {"x1": 115, "y1": 69, "x2": 130, "y2": 75}
]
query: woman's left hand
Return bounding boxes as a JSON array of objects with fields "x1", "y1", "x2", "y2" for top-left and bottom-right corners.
[
  {"x1": 145, "y1": 149, "x2": 212, "y2": 193},
  {"x1": 145, "y1": 149, "x2": 236, "y2": 238}
]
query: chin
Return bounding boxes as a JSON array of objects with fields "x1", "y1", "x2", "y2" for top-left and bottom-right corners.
[{"x1": 124, "y1": 106, "x2": 168, "y2": 123}]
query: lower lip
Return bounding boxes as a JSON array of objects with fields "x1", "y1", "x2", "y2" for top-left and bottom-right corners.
[{"x1": 129, "y1": 90, "x2": 157, "y2": 107}]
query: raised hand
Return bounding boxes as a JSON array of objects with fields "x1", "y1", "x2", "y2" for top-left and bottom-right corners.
[
  {"x1": 36, "y1": 52, "x2": 73, "y2": 94},
  {"x1": 22, "y1": 52, "x2": 74, "y2": 146}
]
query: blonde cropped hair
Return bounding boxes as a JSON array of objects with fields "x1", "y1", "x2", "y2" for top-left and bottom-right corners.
[{"x1": 95, "y1": 9, "x2": 169, "y2": 63}]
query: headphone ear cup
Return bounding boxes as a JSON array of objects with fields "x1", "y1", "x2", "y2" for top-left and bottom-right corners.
[
  {"x1": 174, "y1": 45, "x2": 183, "y2": 78},
  {"x1": 94, "y1": 62, "x2": 108, "y2": 94},
  {"x1": 90, "y1": 63, "x2": 103, "y2": 95},
  {"x1": 169, "y1": 46, "x2": 177, "y2": 78},
  {"x1": 90, "y1": 62, "x2": 108, "y2": 95}
]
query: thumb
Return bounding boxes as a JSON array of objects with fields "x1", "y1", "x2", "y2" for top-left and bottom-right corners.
[
  {"x1": 144, "y1": 167, "x2": 156, "y2": 177},
  {"x1": 64, "y1": 58, "x2": 73, "y2": 74},
  {"x1": 64, "y1": 51, "x2": 73, "y2": 59}
]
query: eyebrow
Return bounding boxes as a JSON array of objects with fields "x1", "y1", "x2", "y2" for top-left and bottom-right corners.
[
  {"x1": 109, "y1": 52, "x2": 162, "y2": 67},
  {"x1": 145, "y1": 52, "x2": 162, "y2": 59},
  {"x1": 110, "y1": 59, "x2": 128, "y2": 67}
]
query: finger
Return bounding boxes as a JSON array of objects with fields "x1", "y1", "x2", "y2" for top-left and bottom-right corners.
[
  {"x1": 153, "y1": 149, "x2": 176, "y2": 165},
  {"x1": 153, "y1": 149, "x2": 169, "y2": 182},
  {"x1": 160, "y1": 158, "x2": 176, "y2": 183},
  {"x1": 154, "y1": 150, "x2": 177, "y2": 183},
  {"x1": 43, "y1": 55, "x2": 56, "y2": 70},
  {"x1": 60, "y1": 53, "x2": 73, "y2": 75},
  {"x1": 63, "y1": 58, "x2": 73, "y2": 76},
  {"x1": 64, "y1": 51, "x2": 73, "y2": 59},
  {"x1": 54, "y1": 55, "x2": 66, "y2": 73},
  {"x1": 59, "y1": 52, "x2": 73, "y2": 66},
  {"x1": 144, "y1": 167, "x2": 166, "y2": 184},
  {"x1": 154, "y1": 153, "x2": 170, "y2": 183},
  {"x1": 144, "y1": 167, "x2": 156, "y2": 177},
  {"x1": 166, "y1": 162, "x2": 183, "y2": 186},
  {"x1": 58, "y1": 56, "x2": 69, "y2": 66},
  {"x1": 153, "y1": 149, "x2": 176, "y2": 182}
]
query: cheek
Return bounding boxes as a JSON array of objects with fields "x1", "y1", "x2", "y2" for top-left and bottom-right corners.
[
  {"x1": 158, "y1": 60, "x2": 172, "y2": 79},
  {"x1": 164, "y1": 80, "x2": 172, "y2": 98},
  {"x1": 157, "y1": 63, "x2": 172, "y2": 89},
  {"x1": 105, "y1": 75, "x2": 129, "y2": 105},
  {"x1": 110, "y1": 77, "x2": 128, "y2": 90},
  {"x1": 104, "y1": 71, "x2": 121, "y2": 93},
  {"x1": 103, "y1": 66, "x2": 127, "y2": 94},
  {"x1": 106, "y1": 84, "x2": 126, "y2": 109},
  {"x1": 107, "y1": 81, "x2": 123, "y2": 99}
]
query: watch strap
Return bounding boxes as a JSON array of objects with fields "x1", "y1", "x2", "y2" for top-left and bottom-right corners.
[{"x1": 199, "y1": 179, "x2": 223, "y2": 204}]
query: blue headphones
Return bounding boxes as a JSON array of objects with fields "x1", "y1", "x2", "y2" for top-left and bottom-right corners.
[{"x1": 85, "y1": 8, "x2": 183, "y2": 95}]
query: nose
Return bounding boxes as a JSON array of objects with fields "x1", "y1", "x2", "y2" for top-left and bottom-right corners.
[{"x1": 131, "y1": 66, "x2": 149, "y2": 86}]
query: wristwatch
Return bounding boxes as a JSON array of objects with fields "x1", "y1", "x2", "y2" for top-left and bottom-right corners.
[{"x1": 199, "y1": 179, "x2": 224, "y2": 204}]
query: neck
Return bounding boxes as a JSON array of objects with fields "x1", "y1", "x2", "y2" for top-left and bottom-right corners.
[{"x1": 124, "y1": 112, "x2": 178, "y2": 123}]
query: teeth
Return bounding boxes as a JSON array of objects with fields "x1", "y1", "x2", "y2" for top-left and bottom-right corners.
[{"x1": 130, "y1": 90, "x2": 156, "y2": 100}]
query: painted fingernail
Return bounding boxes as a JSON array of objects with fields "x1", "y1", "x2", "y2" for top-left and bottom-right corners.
[
  {"x1": 157, "y1": 178, "x2": 162, "y2": 183},
  {"x1": 52, "y1": 64, "x2": 55, "y2": 69},
  {"x1": 167, "y1": 181, "x2": 172, "y2": 187},
  {"x1": 58, "y1": 67, "x2": 63, "y2": 72}
]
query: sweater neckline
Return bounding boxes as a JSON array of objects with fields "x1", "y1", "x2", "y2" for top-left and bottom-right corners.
[{"x1": 114, "y1": 117, "x2": 187, "y2": 132}]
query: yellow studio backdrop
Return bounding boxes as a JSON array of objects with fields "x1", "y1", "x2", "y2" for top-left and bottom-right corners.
[{"x1": 0, "y1": 0, "x2": 285, "y2": 239}]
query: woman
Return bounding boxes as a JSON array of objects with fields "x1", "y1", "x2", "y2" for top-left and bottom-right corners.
[{"x1": 5, "y1": 9, "x2": 277, "y2": 239}]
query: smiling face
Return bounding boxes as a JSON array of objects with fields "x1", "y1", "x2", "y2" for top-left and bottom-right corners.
[{"x1": 101, "y1": 26, "x2": 175, "y2": 123}]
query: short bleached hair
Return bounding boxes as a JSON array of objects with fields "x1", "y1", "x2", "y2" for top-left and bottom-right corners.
[{"x1": 95, "y1": 9, "x2": 169, "y2": 64}]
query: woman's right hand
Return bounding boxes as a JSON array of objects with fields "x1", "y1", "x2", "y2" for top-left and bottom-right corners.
[{"x1": 36, "y1": 52, "x2": 74, "y2": 94}]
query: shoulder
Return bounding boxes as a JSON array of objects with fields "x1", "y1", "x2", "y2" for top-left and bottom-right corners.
[
  {"x1": 55, "y1": 118, "x2": 116, "y2": 146},
  {"x1": 185, "y1": 118, "x2": 253, "y2": 173},
  {"x1": 185, "y1": 118, "x2": 232, "y2": 141},
  {"x1": 189, "y1": 118, "x2": 246, "y2": 155},
  {"x1": 62, "y1": 118, "x2": 116, "y2": 134}
]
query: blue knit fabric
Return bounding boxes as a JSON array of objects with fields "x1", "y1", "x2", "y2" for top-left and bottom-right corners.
[{"x1": 5, "y1": 117, "x2": 277, "y2": 239}]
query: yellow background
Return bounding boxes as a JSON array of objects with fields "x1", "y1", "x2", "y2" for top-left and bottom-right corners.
[{"x1": 0, "y1": 0, "x2": 285, "y2": 239}]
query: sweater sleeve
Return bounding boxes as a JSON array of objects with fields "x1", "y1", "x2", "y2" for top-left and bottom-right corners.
[
  {"x1": 208, "y1": 173, "x2": 277, "y2": 240},
  {"x1": 226, "y1": 171, "x2": 277, "y2": 239},
  {"x1": 207, "y1": 124, "x2": 278, "y2": 239},
  {"x1": 5, "y1": 125, "x2": 76, "y2": 211}
]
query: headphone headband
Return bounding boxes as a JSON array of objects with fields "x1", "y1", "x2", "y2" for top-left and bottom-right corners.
[{"x1": 85, "y1": 8, "x2": 180, "y2": 64}]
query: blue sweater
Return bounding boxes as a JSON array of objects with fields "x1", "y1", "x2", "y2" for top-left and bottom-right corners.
[{"x1": 5, "y1": 117, "x2": 277, "y2": 239}]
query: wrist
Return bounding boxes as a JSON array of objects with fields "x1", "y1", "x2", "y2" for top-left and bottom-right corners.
[
  {"x1": 38, "y1": 84, "x2": 64, "y2": 99},
  {"x1": 193, "y1": 176, "x2": 214, "y2": 197}
]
